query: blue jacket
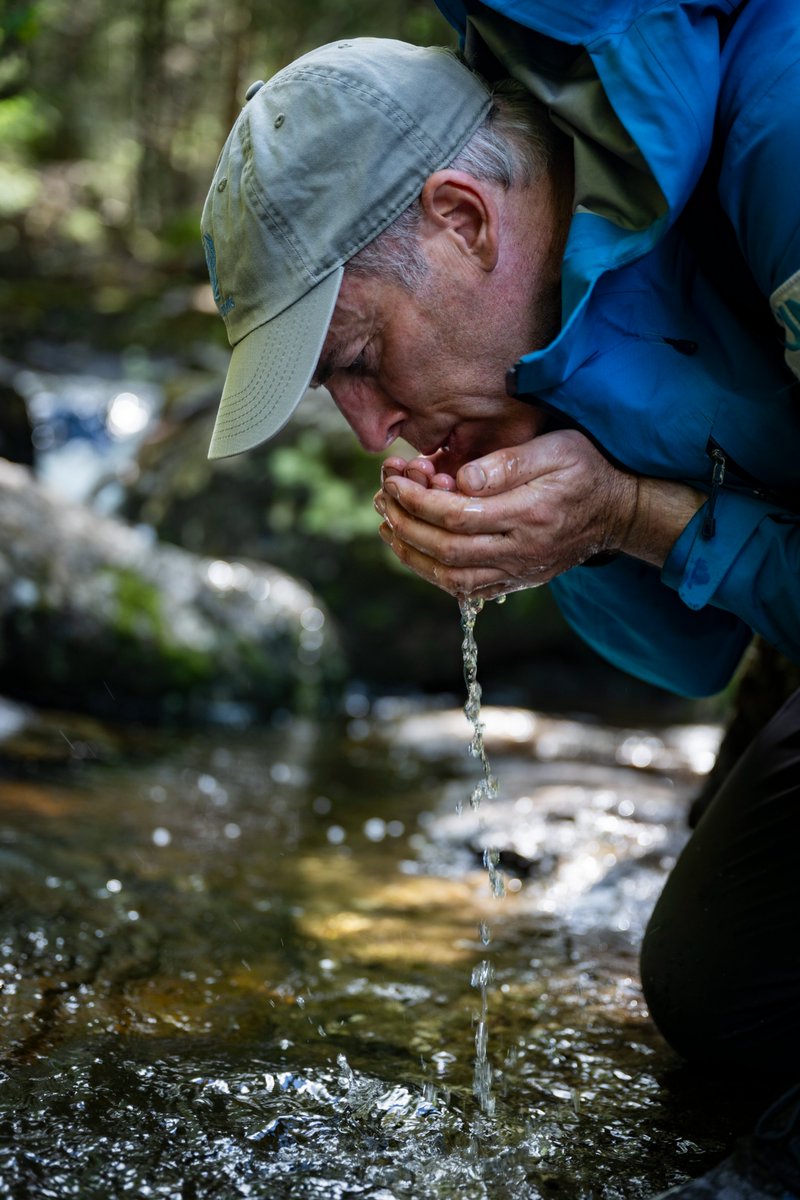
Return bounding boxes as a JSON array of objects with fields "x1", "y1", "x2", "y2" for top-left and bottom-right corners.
[{"x1": 434, "y1": 0, "x2": 800, "y2": 696}]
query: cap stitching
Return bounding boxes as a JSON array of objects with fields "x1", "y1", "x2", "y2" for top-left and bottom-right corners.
[
  {"x1": 242, "y1": 71, "x2": 440, "y2": 287},
  {"x1": 215, "y1": 349, "x2": 299, "y2": 428},
  {"x1": 281, "y1": 65, "x2": 451, "y2": 161},
  {"x1": 209, "y1": 46, "x2": 492, "y2": 384},
  {"x1": 305, "y1": 89, "x2": 491, "y2": 275},
  {"x1": 214, "y1": 318, "x2": 318, "y2": 435},
  {"x1": 241, "y1": 119, "x2": 315, "y2": 287}
]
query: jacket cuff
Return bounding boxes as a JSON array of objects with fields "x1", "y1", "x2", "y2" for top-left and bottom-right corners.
[{"x1": 662, "y1": 492, "x2": 773, "y2": 610}]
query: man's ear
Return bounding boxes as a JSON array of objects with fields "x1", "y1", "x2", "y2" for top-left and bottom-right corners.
[{"x1": 418, "y1": 170, "x2": 499, "y2": 271}]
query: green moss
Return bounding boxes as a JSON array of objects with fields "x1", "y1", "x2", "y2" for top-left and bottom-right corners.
[
  {"x1": 104, "y1": 566, "x2": 215, "y2": 689},
  {"x1": 108, "y1": 567, "x2": 163, "y2": 640}
]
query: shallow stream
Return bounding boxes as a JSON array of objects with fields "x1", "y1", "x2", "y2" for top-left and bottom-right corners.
[{"x1": 0, "y1": 695, "x2": 761, "y2": 1199}]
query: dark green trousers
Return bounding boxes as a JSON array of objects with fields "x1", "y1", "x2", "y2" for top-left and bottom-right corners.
[{"x1": 641, "y1": 688, "x2": 800, "y2": 1073}]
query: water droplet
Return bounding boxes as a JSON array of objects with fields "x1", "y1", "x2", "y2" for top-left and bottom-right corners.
[
  {"x1": 363, "y1": 818, "x2": 386, "y2": 842},
  {"x1": 300, "y1": 605, "x2": 325, "y2": 632}
]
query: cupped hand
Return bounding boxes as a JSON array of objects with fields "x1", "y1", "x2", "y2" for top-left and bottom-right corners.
[
  {"x1": 382, "y1": 454, "x2": 457, "y2": 492},
  {"x1": 374, "y1": 431, "x2": 640, "y2": 599}
]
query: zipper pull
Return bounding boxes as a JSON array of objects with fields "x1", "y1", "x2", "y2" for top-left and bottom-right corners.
[{"x1": 702, "y1": 449, "x2": 726, "y2": 539}]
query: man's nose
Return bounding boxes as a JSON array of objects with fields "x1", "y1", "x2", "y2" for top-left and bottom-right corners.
[{"x1": 327, "y1": 378, "x2": 406, "y2": 453}]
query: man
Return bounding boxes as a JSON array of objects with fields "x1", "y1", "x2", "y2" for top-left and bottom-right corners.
[{"x1": 201, "y1": 3, "x2": 800, "y2": 1194}]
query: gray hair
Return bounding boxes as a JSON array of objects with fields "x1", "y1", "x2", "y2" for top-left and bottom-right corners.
[{"x1": 346, "y1": 78, "x2": 558, "y2": 291}]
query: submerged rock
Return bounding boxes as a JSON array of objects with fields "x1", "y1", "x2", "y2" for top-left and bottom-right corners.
[{"x1": 0, "y1": 458, "x2": 342, "y2": 720}]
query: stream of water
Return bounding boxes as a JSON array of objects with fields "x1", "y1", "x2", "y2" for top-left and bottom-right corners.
[{"x1": 459, "y1": 596, "x2": 503, "y2": 1121}]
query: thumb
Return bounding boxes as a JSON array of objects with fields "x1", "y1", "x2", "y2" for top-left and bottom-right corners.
[
  {"x1": 456, "y1": 432, "x2": 585, "y2": 496},
  {"x1": 456, "y1": 443, "x2": 536, "y2": 497}
]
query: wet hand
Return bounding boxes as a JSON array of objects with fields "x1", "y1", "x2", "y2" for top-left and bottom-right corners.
[
  {"x1": 374, "y1": 431, "x2": 640, "y2": 599},
  {"x1": 382, "y1": 454, "x2": 457, "y2": 492}
]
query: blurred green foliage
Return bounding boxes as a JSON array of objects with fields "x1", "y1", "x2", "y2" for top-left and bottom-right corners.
[
  {"x1": 0, "y1": 0, "x2": 454, "y2": 326},
  {"x1": 269, "y1": 432, "x2": 382, "y2": 541}
]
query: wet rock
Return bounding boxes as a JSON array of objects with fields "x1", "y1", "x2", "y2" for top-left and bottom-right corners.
[
  {"x1": 0, "y1": 694, "x2": 155, "y2": 770},
  {"x1": 381, "y1": 703, "x2": 721, "y2": 948},
  {"x1": 0, "y1": 459, "x2": 342, "y2": 720},
  {"x1": 383, "y1": 705, "x2": 722, "y2": 778}
]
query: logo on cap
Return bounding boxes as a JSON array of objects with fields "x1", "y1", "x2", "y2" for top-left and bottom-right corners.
[{"x1": 203, "y1": 233, "x2": 235, "y2": 317}]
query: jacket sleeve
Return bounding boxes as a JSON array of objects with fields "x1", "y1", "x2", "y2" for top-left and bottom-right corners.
[
  {"x1": 549, "y1": 555, "x2": 752, "y2": 698},
  {"x1": 716, "y1": 0, "x2": 800, "y2": 382},
  {"x1": 551, "y1": 490, "x2": 800, "y2": 698},
  {"x1": 662, "y1": 494, "x2": 800, "y2": 669},
  {"x1": 650, "y1": 0, "x2": 800, "y2": 679}
]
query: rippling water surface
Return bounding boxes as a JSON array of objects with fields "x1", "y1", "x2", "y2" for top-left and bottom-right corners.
[{"x1": 0, "y1": 701, "x2": 755, "y2": 1198}]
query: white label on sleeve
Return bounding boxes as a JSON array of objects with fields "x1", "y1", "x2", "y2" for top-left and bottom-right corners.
[{"x1": 771, "y1": 267, "x2": 800, "y2": 381}]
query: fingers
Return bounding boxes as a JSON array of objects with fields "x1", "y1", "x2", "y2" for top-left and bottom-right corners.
[
  {"x1": 374, "y1": 430, "x2": 639, "y2": 597},
  {"x1": 400, "y1": 456, "x2": 435, "y2": 487},
  {"x1": 377, "y1": 517, "x2": 549, "y2": 599},
  {"x1": 377, "y1": 490, "x2": 512, "y2": 589},
  {"x1": 380, "y1": 476, "x2": 504, "y2": 534},
  {"x1": 377, "y1": 520, "x2": 508, "y2": 597},
  {"x1": 374, "y1": 433, "x2": 606, "y2": 597},
  {"x1": 382, "y1": 456, "x2": 410, "y2": 484},
  {"x1": 381, "y1": 455, "x2": 457, "y2": 490},
  {"x1": 455, "y1": 430, "x2": 579, "y2": 497},
  {"x1": 375, "y1": 463, "x2": 499, "y2": 595}
]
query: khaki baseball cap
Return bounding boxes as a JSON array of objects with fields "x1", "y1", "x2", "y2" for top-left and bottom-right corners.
[{"x1": 201, "y1": 37, "x2": 492, "y2": 460}]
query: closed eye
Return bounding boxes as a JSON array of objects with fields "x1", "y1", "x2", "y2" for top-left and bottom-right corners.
[
  {"x1": 311, "y1": 339, "x2": 373, "y2": 388},
  {"x1": 345, "y1": 351, "x2": 368, "y2": 374}
]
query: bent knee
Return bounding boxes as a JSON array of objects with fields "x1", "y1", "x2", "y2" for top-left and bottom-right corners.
[{"x1": 640, "y1": 920, "x2": 800, "y2": 1074}]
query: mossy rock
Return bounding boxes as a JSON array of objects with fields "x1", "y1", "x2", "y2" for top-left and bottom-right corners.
[{"x1": 0, "y1": 459, "x2": 343, "y2": 721}]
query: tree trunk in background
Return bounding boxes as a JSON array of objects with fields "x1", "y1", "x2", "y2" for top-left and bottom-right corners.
[
  {"x1": 135, "y1": 0, "x2": 169, "y2": 229},
  {"x1": 222, "y1": 1, "x2": 252, "y2": 138}
]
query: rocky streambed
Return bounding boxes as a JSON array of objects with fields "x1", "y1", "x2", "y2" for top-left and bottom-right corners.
[{"x1": 0, "y1": 694, "x2": 768, "y2": 1199}]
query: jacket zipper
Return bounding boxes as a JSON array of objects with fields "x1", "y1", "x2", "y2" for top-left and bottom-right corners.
[{"x1": 701, "y1": 448, "x2": 726, "y2": 540}]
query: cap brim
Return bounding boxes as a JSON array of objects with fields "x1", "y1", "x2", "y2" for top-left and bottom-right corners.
[{"x1": 207, "y1": 266, "x2": 344, "y2": 460}]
